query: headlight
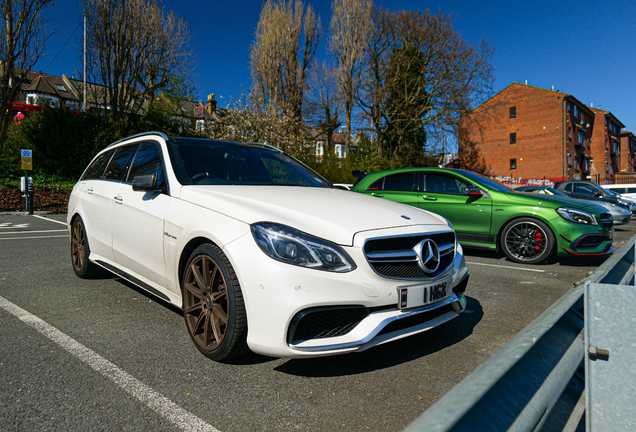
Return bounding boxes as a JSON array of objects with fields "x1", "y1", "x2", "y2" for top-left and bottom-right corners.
[
  {"x1": 556, "y1": 207, "x2": 598, "y2": 225},
  {"x1": 618, "y1": 199, "x2": 629, "y2": 206},
  {"x1": 251, "y1": 222, "x2": 356, "y2": 272}
]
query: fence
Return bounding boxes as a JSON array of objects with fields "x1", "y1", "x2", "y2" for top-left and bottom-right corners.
[{"x1": 404, "y1": 235, "x2": 636, "y2": 432}]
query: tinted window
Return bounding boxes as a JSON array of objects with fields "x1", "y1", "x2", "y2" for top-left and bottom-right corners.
[
  {"x1": 128, "y1": 142, "x2": 165, "y2": 188},
  {"x1": 424, "y1": 174, "x2": 470, "y2": 194},
  {"x1": 375, "y1": 173, "x2": 418, "y2": 191},
  {"x1": 454, "y1": 169, "x2": 513, "y2": 192},
  {"x1": 564, "y1": 183, "x2": 572, "y2": 193},
  {"x1": 627, "y1": 188, "x2": 636, "y2": 193},
  {"x1": 168, "y1": 139, "x2": 330, "y2": 187},
  {"x1": 104, "y1": 144, "x2": 139, "y2": 181},
  {"x1": 82, "y1": 150, "x2": 114, "y2": 180},
  {"x1": 573, "y1": 184, "x2": 596, "y2": 194}
]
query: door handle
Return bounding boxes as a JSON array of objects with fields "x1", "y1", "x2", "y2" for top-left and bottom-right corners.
[
  {"x1": 422, "y1": 196, "x2": 438, "y2": 201},
  {"x1": 371, "y1": 193, "x2": 384, "y2": 197},
  {"x1": 86, "y1": 187, "x2": 93, "y2": 195},
  {"x1": 113, "y1": 195, "x2": 123, "y2": 204}
]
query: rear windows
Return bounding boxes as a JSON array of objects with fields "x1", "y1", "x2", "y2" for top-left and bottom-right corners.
[
  {"x1": 104, "y1": 144, "x2": 139, "y2": 181},
  {"x1": 367, "y1": 172, "x2": 418, "y2": 191},
  {"x1": 81, "y1": 150, "x2": 114, "y2": 180}
]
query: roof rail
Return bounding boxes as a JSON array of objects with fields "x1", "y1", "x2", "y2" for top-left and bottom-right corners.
[
  {"x1": 242, "y1": 142, "x2": 283, "y2": 153},
  {"x1": 106, "y1": 131, "x2": 170, "y2": 148}
]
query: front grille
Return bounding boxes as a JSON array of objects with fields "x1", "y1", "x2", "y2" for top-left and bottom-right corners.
[
  {"x1": 288, "y1": 306, "x2": 369, "y2": 343},
  {"x1": 377, "y1": 304, "x2": 455, "y2": 336},
  {"x1": 364, "y1": 232, "x2": 455, "y2": 280},
  {"x1": 600, "y1": 212, "x2": 613, "y2": 228}
]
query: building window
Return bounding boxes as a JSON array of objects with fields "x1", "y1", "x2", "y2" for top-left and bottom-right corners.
[
  {"x1": 509, "y1": 132, "x2": 516, "y2": 144},
  {"x1": 568, "y1": 128, "x2": 572, "y2": 140},
  {"x1": 574, "y1": 157, "x2": 579, "y2": 171},
  {"x1": 584, "y1": 159, "x2": 589, "y2": 171},
  {"x1": 574, "y1": 105, "x2": 578, "y2": 118},
  {"x1": 568, "y1": 154, "x2": 571, "y2": 166},
  {"x1": 568, "y1": 103, "x2": 571, "y2": 112},
  {"x1": 509, "y1": 106, "x2": 516, "y2": 118},
  {"x1": 578, "y1": 131, "x2": 584, "y2": 144},
  {"x1": 510, "y1": 158, "x2": 516, "y2": 169}
]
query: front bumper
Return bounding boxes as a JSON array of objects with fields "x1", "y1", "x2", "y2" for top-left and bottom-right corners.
[{"x1": 223, "y1": 225, "x2": 469, "y2": 358}]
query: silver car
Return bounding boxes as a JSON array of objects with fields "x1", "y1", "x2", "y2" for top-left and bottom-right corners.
[{"x1": 515, "y1": 186, "x2": 632, "y2": 226}]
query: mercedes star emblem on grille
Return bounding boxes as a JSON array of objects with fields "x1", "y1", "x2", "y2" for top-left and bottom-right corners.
[{"x1": 416, "y1": 239, "x2": 441, "y2": 274}]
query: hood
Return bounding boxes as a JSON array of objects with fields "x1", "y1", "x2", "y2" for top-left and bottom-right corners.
[
  {"x1": 179, "y1": 186, "x2": 449, "y2": 245},
  {"x1": 502, "y1": 191, "x2": 610, "y2": 215}
]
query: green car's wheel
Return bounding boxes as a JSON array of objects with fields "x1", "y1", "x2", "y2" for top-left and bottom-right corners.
[
  {"x1": 182, "y1": 243, "x2": 249, "y2": 361},
  {"x1": 501, "y1": 218, "x2": 555, "y2": 264}
]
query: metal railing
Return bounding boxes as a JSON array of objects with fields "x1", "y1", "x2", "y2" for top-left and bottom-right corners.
[{"x1": 404, "y1": 235, "x2": 636, "y2": 432}]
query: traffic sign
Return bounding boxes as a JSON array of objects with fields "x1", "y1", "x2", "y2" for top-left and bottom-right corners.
[{"x1": 20, "y1": 149, "x2": 33, "y2": 171}]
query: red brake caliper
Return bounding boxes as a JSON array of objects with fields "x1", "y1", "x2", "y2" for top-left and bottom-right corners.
[{"x1": 533, "y1": 229, "x2": 544, "y2": 250}]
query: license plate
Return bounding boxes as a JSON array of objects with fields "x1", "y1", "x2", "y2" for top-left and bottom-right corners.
[{"x1": 398, "y1": 280, "x2": 448, "y2": 310}]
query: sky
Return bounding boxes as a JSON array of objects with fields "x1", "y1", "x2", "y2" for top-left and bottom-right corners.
[{"x1": 39, "y1": 0, "x2": 636, "y2": 144}]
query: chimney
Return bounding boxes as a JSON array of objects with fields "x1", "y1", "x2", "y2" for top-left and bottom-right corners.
[
  {"x1": 590, "y1": 103, "x2": 593, "y2": 108},
  {"x1": 207, "y1": 93, "x2": 217, "y2": 113}
]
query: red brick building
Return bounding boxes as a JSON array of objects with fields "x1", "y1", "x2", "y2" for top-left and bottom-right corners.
[
  {"x1": 461, "y1": 82, "x2": 595, "y2": 185},
  {"x1": 620, "y1": 131, "x2": 636, "y2": 173},
  {"x1": 586, "y1": 108, "x2": 624, "y2": 183}
]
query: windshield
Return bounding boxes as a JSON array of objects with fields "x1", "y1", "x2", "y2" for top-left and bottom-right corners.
[
  {"x1": 167, "y1": 138, "x2": 331, "y2": 187},
  {"x1": 453, "y1": 169, "x2": 515, "y2": 192}
]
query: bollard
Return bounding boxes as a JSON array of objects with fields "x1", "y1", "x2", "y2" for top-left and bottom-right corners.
[{"x1": 27, "y1": 177, "x2": 34, "y2": 215}]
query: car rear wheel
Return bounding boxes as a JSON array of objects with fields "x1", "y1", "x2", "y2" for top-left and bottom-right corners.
[
  {"x1": 182, "y1": 244, "x2": 248, "y2": 361},
  {"x1": 501, "y1": 218, "x2": 555, "y2": 264},
  {"x1": 70, "y1": 217, "x2": 102, "y2": 278}
]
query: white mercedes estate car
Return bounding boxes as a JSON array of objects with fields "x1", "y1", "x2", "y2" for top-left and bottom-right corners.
[{"x1": 68, "y1": 132, "x2": 469, "y2": 361}]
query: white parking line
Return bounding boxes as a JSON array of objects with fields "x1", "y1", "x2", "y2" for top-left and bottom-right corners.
[
  {"x1": 0, "y1": 229, "x2": 67, "y2": 235},
  {"x1": 466, "y1": 262, "x2": 546, "y2": 273},
  {"x1": 0, "y1": 235, "x2": 69, "y2": 241},
  {"x1": 32, "y1": 214, "x2": 67, "y2": 226},
  {"x1": 0, "y1": 295, "x2": 220, "y2": 432}
]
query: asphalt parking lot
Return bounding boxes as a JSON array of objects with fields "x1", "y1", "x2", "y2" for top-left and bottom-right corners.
[{"x1": 1, "y1": 213, "x2": 633, "y2": 432}]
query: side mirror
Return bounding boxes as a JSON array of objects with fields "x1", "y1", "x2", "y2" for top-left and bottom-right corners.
[
  {"x1": 463, "y1": 186, "x2": 483, "y2": 197},
  {"x1": 132, "y1": 173, "x2": 160, "y2": 192}
]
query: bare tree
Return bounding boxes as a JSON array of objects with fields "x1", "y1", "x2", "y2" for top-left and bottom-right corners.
[
  {"x1": 0, "y1": 0, "x2": 53, "y2": 155},
  {"x1": 83, "y1": 0, "x2": 195, "y2": 121},
  {"x1": 358, "y1": 6, "x2": 391, "y2": 157},
  {"x1": 250, "y1": 0, "x2": 321, "y2": 120},
  {"x1": 304, "y1": 60, "x2": 342, "y2": 154},
  {"x1": 210, "y1": 92, "x2": 309, "y2": 157},
  {"x1": 329, "y1": 0, "x2": 373, "y2": 157},
  {"x1": 136, "y1": 7, "x2": 196, "y2": 107}
]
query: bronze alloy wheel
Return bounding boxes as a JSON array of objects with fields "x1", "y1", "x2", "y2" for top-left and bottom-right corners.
[
  {"x1": 71, "y1": 220, "x2": 87, "y2": 272},
  {"x1": 182, "y1": 244, "x2": 248, "y2": 361},
  {"x1": 502, "y1": 218, "x2": 554, "y2": 264},
  {"x1": 70, "y1": 217, "x2": 101, "y2": 278}
]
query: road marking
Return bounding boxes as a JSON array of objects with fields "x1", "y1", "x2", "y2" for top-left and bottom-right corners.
[
  {"x1": 0, "y1": 229, "x2": 67, "y2": 235},
  {"x1": 0, "y1": 295, "x2": 220, "y2": 432},
  {"x1": 32, "y1": 214, "x2": 67, "y2": 226},
  {"x1": 0, "y1": 223, "x2": 30, "y2": 229},
  {"x1": 466, "y1": 262, "x2": 545, "y2": 273},
  {"x1": 0, "y1": 235, "x2": 69, "y2": 241}
]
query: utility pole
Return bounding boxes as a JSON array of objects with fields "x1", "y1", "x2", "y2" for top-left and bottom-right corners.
[{"x1": 83, "y1": 13, "x2": 87, "y2": 111}]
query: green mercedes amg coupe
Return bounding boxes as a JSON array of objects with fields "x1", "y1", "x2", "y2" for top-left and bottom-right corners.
[{"x1": 350, "y1": 168, "x2": 614, "y2": 264}]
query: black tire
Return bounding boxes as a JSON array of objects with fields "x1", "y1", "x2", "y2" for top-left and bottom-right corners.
[
  {"x1": 70, "y1": 216, "x2": 102, "y2": 278},
  {"x1": 500, "y1": 218, "x2": 555, "y2": 264},
  {"x1": 182, "y1": 243, "x2": 248, "y2": 361}
]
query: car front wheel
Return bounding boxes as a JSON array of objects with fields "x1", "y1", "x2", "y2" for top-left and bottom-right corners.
[
  {"x1": 182, "y1": 244, "x2": 248, "y2": 361},
  {"x1": 501, "y1": 218, "x2": 555, "y2": 264}
]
